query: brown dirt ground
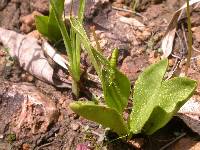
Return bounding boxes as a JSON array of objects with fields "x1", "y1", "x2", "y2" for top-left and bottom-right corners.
[{"x1": 0, "y1": 0, "x2": 200, "y2": 149}]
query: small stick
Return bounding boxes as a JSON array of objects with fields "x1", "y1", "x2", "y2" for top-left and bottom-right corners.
[
  {"x1": 159, "y1": 133, "x2": 186, "y2": 150},
  {"x1": 112, "y1": 6, "x2": 147, "y2": 20}
]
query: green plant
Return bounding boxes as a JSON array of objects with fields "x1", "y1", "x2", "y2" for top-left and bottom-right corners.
[
  {"x1": 185, "y1": 0, "x2": 193, "y2": 75},
  {"x1": 7, "y1": 133, "x2": 16, "y2": 143},
  {"x1": 36, "y1": 0, "x2": 85, "y2": 97},
  {"x1": 35, "y1": 3, "x2": 62, "y2": 42},
  {"x1": 69, "y1": 18, "x2": 197, "y2": 137}
]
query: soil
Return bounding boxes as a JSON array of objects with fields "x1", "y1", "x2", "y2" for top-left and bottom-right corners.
[{"x1": 0, "y1": 0, "x2": 200, "y2": 150}]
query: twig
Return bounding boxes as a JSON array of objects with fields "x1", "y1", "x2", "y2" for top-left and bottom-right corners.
[
  {"x1": 159, "y1": 133, "x2": 186, "y2": 150},
  {"x1": 192, "y1": 46, "x2": 200, "y2": 53},
  {"x1": 112, "y1": 6, "x2": 147, "y2": 20},
  {"x1": 36, "y1": 142, "x2": 53, "y2": 150}
]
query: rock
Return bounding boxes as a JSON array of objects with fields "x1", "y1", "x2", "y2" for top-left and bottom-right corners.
[
  {"x1": 20, "y1": 11, "x2": 42, "y2": 33},
  {"x1": 0, "y1": 80, "x2": 59, "y2": 139},
  {"x1": 22, "y1": 143, "x2": 31, "y2": 150},
  {"x1": 115, "y1": 0, "x2": 125, "y2": 4},
  {"x1": 27, "y1": 74, "x2": 35, "y2": 82},
  {"x1": 112, "y1": 2, "x2": 123, "y2": 8},
  {"x1": 128, "y1": 138, "x2": 144, "y2": 149},
  {"x1": 76, "y1": 144, "x2": 90, "y2": 150},
  {"x1": 120, "y1": 55, "x2": 149, "y2": 82},
  {"x1": 192, "y1": 26, "x2": 200, "y2": 43},
  {"x1": 117, "y1": 11, "x2": 132, "y2": 17},
  {"x1": 70, "y1": 123, "x2": 80, "y2": 131},
  {"x1": 30, "y1": 0, "x2": 49, "y2": 14},
  {"x1": 0, "y1": 2, "x2": 20, "y2": 31},
  {"x1": 0, "y1": 0, "x2": 9, "y2": 10}
]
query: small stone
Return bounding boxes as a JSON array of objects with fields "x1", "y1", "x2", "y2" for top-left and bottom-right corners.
[
  {"x1": 20, "y1": 73, "x2": 26, "y2": 81},
  {"x1": 115, "y1": 0, "x2": 125, "y2": 4},
  {"x1": 118, "y1": 11, "x2": 132, "y2": 17},
  {"x1": 30, "y1": 0, "x2": 49, "y2": 14},
  {"x1": 70, "y1": 123, "x2": 80, "y2": 131},
  {"x1": 20, "y1": 11, "x2": 42, "y2": 33},
  {"x1": 168, "y1": 58, "x2": 174, "y2": 67},
  {"x1": 22, "y1": 143, "x2": 31, "y2": 150},
  {"x1": 27, "y1": 75, "x2": 34, "y2": 82},
  {"x1": 112, "y1": 2, "x2": 123, "y2": 8},
  {"x1": 128, "y1": 138, "x2": 144, "y2": 149},
  {"x1": 141, "y1": 29, "x2": 151, "y2": 41},
  {"x1": 0, "y1": 134, "x2": 4, "y2": 139}
]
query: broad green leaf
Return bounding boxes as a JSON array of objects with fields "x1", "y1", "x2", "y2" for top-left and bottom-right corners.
[
  {"x1": 129, "y1": 59, "x2": 168, "y2": 134},
  {"x1": 69, "y1": 101, "x2": 129, "y2": 136},
  {"x1": 102, "y1": 67, "x2": 130, "y2": 114},
  {"x1": 35, "y1": 7, "x2": 62, "y2": 42},
  {"x1": 129, "y1": 59, "x2": 197, "y2": 135},
  {"x1": 143, "y1": 77, "x2": 197, "y2": 135},
  {"x1": 35, "y1": 16, "x2": 49, "y2": 37},
  {"x1": 48, "y1": 7, "x2": 62, "y2": 42}
]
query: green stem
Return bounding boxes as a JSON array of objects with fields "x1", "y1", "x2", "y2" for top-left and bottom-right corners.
[
  {"x1": 72, "y1": 79, "x2": 80, "y2": 98},
  {"x1": 185, "y1": 0, "x2": 193, "y2": 75}
]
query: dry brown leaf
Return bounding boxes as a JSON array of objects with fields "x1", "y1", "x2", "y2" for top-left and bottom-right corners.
[
  {"x1": 119, "y1": 16, "x2": 145, "y2": 31},
  {"x1": 162, "y1": 0, "x2": 200, "y2": 57},
  {"x1": 178, "y1": 99, "x2": 200, "y2": 135},
  {"x1": 0, "y1": 27, "x2": 70, "y2": 88}
]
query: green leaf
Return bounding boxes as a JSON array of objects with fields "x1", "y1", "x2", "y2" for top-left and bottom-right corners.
[
  {"x1": 35, "y1": 6, "x2": 62, "y2": 42},
  {"x1": 143, "y1": 77, "x2": 197, "y2": 134},
  {"x1": 50, "y1": 0, "x2": 72, "y2": 61},
  {"x1": 129, "y1": 59, "x2": 197, "y2": 134},
  {"x1": 78, "y1": 0, "x2": 85, "y2": 22},
  {"x1": 35, "y1": 16, "x2": 49, "y2": 37},
  {"x1": 102, "y1": 68, "x2": 130, "y2": 114},
  {"x1": 70, "y1": 17, "x2": 101, "y2": 76},
  {"x1": 70, "y1": 18, "x2": 131, "y2": 112},
  {"x1": 48, "y1": 7, "x2": 62, "y2": 42},
  {"x1": 69, "y1": 101, "x2": 129, "y2": 136},
  {"x1": 129, "y1": 59, "x2": 168, "y2": 134}
]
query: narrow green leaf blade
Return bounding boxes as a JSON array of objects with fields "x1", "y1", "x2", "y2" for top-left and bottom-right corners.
[
  {"x1": 69, "y1": 101, "x2": 129, "y2": 136},
  {"x1": 50, "y1": 0, "x2": 72, "y2": 61},
  {"x1": 70, "y1": 17, "x2": 101, "y2": 76},
  {"x1": 143, "y1": 77, "x2": 197, "y2": 135},
  {"x1": 130, "y1": 59, "x2": 168, "y2": 134},
  {"x1": 78, "y1": 0, "x2": 85, "y2": 22}
]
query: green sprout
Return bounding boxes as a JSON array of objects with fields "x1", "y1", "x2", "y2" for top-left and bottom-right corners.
[
  {"x1": 69, "y1": 18, "x2": 197, "y2": 137},
  {"x1": 36, "y1": 0, "x2": 86, "y2": 97}
]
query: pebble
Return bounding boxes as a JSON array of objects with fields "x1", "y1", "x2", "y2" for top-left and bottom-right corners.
[
  {"x1": 0, "y1": 134, "x2": 3, "y2": 139},
  {"x1": 22, "y1": 143, "x2": 31, "y2": 150},
  {"x1": 115, "y1": 0, "x2": 125, "y2": 4},
  {"x1": 70, "y1": 123, "x2": 80, "y2": 131},
  {"x1": 112, "y1": 2, "x2": 123, "y2": 8},
  {"x1": 118, "y1": 11, "x2": 132, "y2": 17},
  {"x1": 27, "y1": 74, "x2": 34, "y2": 82},
  {"x1": 128, "y1": 138, "x2": 144, "y2": 149},
  {"x1": 168, "y1": 58, "x2": 174, "y2": 67}
]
